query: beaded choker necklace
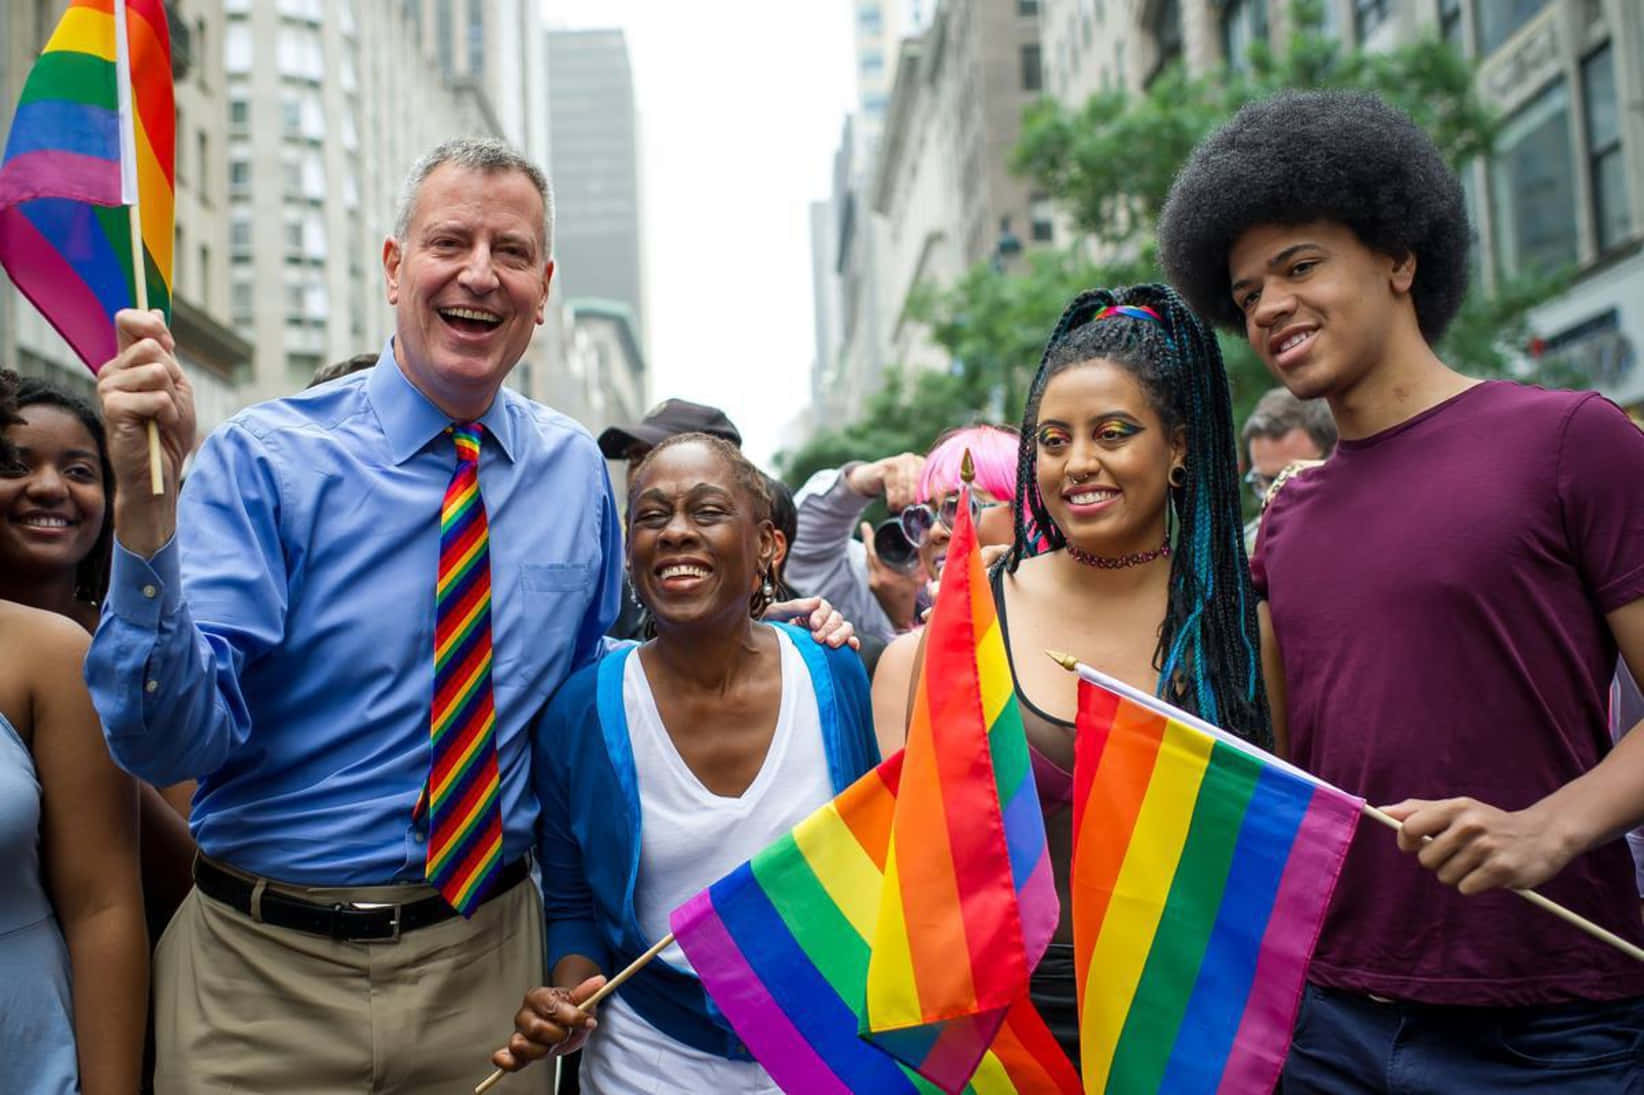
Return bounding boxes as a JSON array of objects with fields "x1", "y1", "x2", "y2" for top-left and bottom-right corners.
[{"x1": 1065, "y1": 537, "x2": 1171, "y2": 570}]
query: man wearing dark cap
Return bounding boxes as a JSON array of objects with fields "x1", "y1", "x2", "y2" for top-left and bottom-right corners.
[{"x1": 597, "y1": 398, "x2": 743, "y2": 494}]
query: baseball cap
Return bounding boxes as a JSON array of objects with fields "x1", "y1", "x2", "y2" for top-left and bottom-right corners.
[{"x1": 597, "y1": 398, "x2": 743, "y2": 458}]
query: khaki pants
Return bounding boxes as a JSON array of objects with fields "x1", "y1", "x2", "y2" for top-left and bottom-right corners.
[{"x1": 154, "y1": 867, "x2": 553, "y2": 1094}]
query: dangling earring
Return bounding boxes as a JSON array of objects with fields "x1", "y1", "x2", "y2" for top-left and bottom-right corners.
[{"x1": 750, "y1": 567, "x2": 775, "y2": 618}]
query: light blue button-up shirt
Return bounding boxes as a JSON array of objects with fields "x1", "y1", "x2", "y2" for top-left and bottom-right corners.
[{"x1": 85, "y1": 345, "x2": 623, "y2": 884}]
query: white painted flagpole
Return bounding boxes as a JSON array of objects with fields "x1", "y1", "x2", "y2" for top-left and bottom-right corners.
[{"x1": 113, "y1": 0, "x2": 164, "y2": 496}]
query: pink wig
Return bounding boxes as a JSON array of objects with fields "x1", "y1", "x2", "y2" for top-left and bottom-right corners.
[{"x1": 917, "y1": 425, "x2": 1020, "y2": 503}]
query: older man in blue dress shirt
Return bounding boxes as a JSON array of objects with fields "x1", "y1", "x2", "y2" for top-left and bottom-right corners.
[{"x1": 86, "y1": 138, "x2": 612, "y2": 1093}]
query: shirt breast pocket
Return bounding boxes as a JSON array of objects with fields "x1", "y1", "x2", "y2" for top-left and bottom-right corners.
[
  {"x1": 520, "y1": 562, "x2": 597, "y2": 594},
  {"x1": 494, "y1": 562, "x2": 599, "y2": 680}
]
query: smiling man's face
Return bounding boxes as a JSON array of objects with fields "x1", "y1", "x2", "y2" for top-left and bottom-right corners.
[{"x1": 383, "y1": 162, "x2": 552, "y2": 420}]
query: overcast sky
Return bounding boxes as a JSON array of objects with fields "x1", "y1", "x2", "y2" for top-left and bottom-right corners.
[{"x1": 541, "y1": 1, "x2": 859, "y2": 469}]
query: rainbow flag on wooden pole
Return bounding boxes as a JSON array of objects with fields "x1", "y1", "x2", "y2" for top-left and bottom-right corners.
[
  {"x1": 1056, "y1": 655, "x2": 1361, "y2": 1094},
  {"x1": 0, "y1": 0, "x2": 174, "y2": 491},
  {"x1": 672, "y1": 476, "x2": 1075, "y2": 1094}
]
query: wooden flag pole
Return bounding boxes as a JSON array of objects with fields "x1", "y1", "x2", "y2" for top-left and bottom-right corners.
[
  {"x1": 1046, "y1": 649, "x2": 1644, "y2": 965},
  {"x1": 126, "y1": 203, "x2": 164, "y2": 497},
  {"x1": 474, "y1": 932, "x2": 676, "y2": 1094},
  {"x1": 114, "y1": 0, "x2": 164, "y2": 496}
]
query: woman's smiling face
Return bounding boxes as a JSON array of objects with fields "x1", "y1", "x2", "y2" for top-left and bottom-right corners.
[
  {"x1": 1034, "y1": 359, "x2": 1182, "y2": 556},
  {"x1": 626, "y1": 439, "x2": 775, "y2": 629},
  {"x1": 0, "y1": 404, "x2": 108, "y2": 583}
]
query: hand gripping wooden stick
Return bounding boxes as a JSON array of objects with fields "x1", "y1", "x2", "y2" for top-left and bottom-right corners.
[
  {"x1": 474, "y1": 932, "x2": 677, "y2": 1094},
  {"x1": 1045, "y1": 649, "x2": 1644, "y2": 965}
]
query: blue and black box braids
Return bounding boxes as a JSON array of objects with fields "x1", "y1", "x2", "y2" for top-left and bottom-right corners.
[{"x1": 1003, "y1": 284, "x2": 1272, "y2": 748}]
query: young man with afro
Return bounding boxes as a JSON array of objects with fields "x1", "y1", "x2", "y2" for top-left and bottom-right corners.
[{"x1": 1159, "y1": 89, "x2": 1644, "y2": 1090}]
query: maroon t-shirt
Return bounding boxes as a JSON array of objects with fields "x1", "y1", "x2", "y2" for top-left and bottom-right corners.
[{"x1": 1253, "y1": 380, "x2": 1644, "y2": 1006}]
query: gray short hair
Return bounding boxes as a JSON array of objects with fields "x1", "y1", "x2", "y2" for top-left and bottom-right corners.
[
  {"x1": 393, "y1": 137, "x2": 554, "y2": 257},
  {"x1": 1241, "y1": 387, "x2": 1337, "y2": 457}
]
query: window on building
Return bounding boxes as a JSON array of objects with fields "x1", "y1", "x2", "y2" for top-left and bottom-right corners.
[
  {"x1": 1582, "y1": 44, "x2": 1631, "y2": 254},
  {"x1": 198, "y1": 245, "x2": 210, "y2": 295},
  {"x1": 1021, "y1": 43, "x2": 1043, "y2": 92},
  {"x1": 1438, "y1": 0, "x2": 1464, "y2": 47},
  {"x1": 197, "y1": 130, "x2": 208, "y2": 193},
  {"x1": 193, "y1": 19, "x2": 207, "y2": 84},
  {"x1": 229, "y1": 159, "x2": 250, "y2": 193},
  {"x1": 858, "y1": 4, "x2": 882, "y2": 33},
  {"x1": 286, "y1": 283, "x2": 305, "y2": 317},
  {"x1": 286, "y1": 353, "x2": 322, "y2": 387},
  {"x1": 862, "y1": 50, "x2": 884, "y2": 76},
  {"x1": 1478, "y1": 1, "x2": 1550, "y2": 56},
  {"x1": 229, "y1": 98, "x2": 249, "y2": 129},
  {"x1": 436, "y1": 0, "x2": 454, "y2": 75},
  {"x1": 1490, "y1": 79, "x2": 1578, "y2": 276},
  {"x1": 1018, "y1": 0, "x2": 1040, "y2": 14},
  {"x1": 231, "y1": 280, "x2": 254, "y2": 322},
  {"x1": 1030, "y1": 194, "x2": 1055, "y2": 243},
  {"x1": 230, "y1": 216, "x2": 252, "y2": 256},
  {"x1": 1222, "y1": 0, "x2": 1268, "y2": 74},
  {"x1": 1353, "y1": 0, "x2": 1391, "y2": 42},
  {"x1": 173, "y1": 106, "x2": 186, "y2": 183},
  {"x1": 466, "y1": 1, "x2": 485, "y2": 79},
  {"x1": 1147, "y1": 0, "x2": 1183, "y2": 85},
  {"x1": 225, "y1": 22, "x2": 252, "y2": 74},
  {"x1": 281, "y1": 96, "x2": 302, "y2": 135},
  {"x1": 285, "y1": 218, "x2": 305, "y2": 256},
  {"x1": 173, "y1": 223, "x2": 186, "y2": 289},
  {"x1": 282, "y1": 160, "x2": 302, "y2": 194}
]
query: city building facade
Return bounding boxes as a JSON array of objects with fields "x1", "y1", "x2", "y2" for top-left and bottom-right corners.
[
  {"x1": 1037, "y1": 0, "x2": 1644, "y2": 411},
  {"x1": 862, "y1": 0, "x2": 1046, "y2": 384},
  {"x1": 546, "y1": 29, "x2": 646, "y2": 359}
]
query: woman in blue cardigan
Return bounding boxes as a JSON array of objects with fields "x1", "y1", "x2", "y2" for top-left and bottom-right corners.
[{"x1": 492, "y1": 432, "x2": 879, "y2": 1092}]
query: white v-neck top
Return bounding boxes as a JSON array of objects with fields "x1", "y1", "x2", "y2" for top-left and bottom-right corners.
[{"x1": 581, "y1": 627, "x2": 831, "y2": 1094}]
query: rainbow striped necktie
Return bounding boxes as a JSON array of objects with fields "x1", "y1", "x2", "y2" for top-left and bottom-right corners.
[{"x1": 427, "y1": 422, "x2": 504, "y2": 916}]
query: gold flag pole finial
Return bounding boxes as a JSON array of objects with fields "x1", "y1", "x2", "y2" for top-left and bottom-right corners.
[
  {"x1": 1045, "y1": 649, "x2": 1078, "y2": 672},
  {"x1": 960, "y1": 447, "x2": 975, "y2": 486}
]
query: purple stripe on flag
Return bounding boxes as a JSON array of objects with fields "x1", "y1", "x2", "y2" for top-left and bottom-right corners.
[
  {"x1": 1217, "y1": 786, "x2": 1360, "y2": 1095},
  {"x1": 0, "y1": 150, "x2": 122, "y2": 208},
  {"x1": 671, "y1": 890, "x2": 853, "y2": 1095},
  {"x1": 0, "y1": 206, "x2": 116, "y2": 372},
  {"x1": 1018, "y1": 847, "x2": 1058, "y2": 955}
]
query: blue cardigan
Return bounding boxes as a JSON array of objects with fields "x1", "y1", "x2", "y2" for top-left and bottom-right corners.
[{"x1": 532, "y1": 623, "x2": 879, "y2": 1058}]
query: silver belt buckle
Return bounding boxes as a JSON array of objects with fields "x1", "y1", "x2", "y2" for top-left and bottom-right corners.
[{"x1": 349, "y1": 901, "x2": 402, "y2": 943}]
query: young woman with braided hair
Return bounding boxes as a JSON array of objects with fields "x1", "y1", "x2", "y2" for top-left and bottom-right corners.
[{"x1": 886, "y1": 284, "x2": 1271, "y2": 1065}]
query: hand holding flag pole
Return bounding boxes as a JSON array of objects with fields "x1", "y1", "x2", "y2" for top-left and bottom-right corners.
[
  {"x1": 1045, "y1": 649, "x2": 1644, "y2": 965},
  {"x1": 474, "y1": 933, "x2": 674, "y2": 1094}
]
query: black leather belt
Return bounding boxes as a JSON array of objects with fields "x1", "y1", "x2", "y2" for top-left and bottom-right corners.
[{"x1": 193, "y1": 855, "x2": 531, "y2": 942}]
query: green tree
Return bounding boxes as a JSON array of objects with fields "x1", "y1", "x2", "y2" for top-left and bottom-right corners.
[{"x1": 779, "y1": 0, "x2": 1569, "y2": 485}]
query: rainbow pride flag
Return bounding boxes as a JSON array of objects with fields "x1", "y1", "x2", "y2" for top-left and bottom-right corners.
[
  {"x1": 672, "y1": 489, "x2": 1074, "y2": 1094},
  {"x1": 671, "y1": 752, "x2": 1079, "y2": 1095},
  {"x1": 0, "y1": 0, "x2": 174, "y2": 372},
  {"x1": 863, "y1": 484, "x2": 1058, "y2": 1087},
  {"x1": 1070, "y1": 662, "x2": 1362, "y2": 1094}
]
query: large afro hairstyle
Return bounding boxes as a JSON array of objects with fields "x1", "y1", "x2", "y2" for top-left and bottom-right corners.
[{"x1": 1158, "y1": 90, "x2": 1470, "y2": 343}]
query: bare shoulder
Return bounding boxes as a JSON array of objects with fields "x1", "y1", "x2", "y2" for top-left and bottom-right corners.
[
  {"x1": 0, "y1": 601, "x2": 88, "y2": 665},
  {"x1": 875, "y1": 629, "x2": 922, "y2": 679}
]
